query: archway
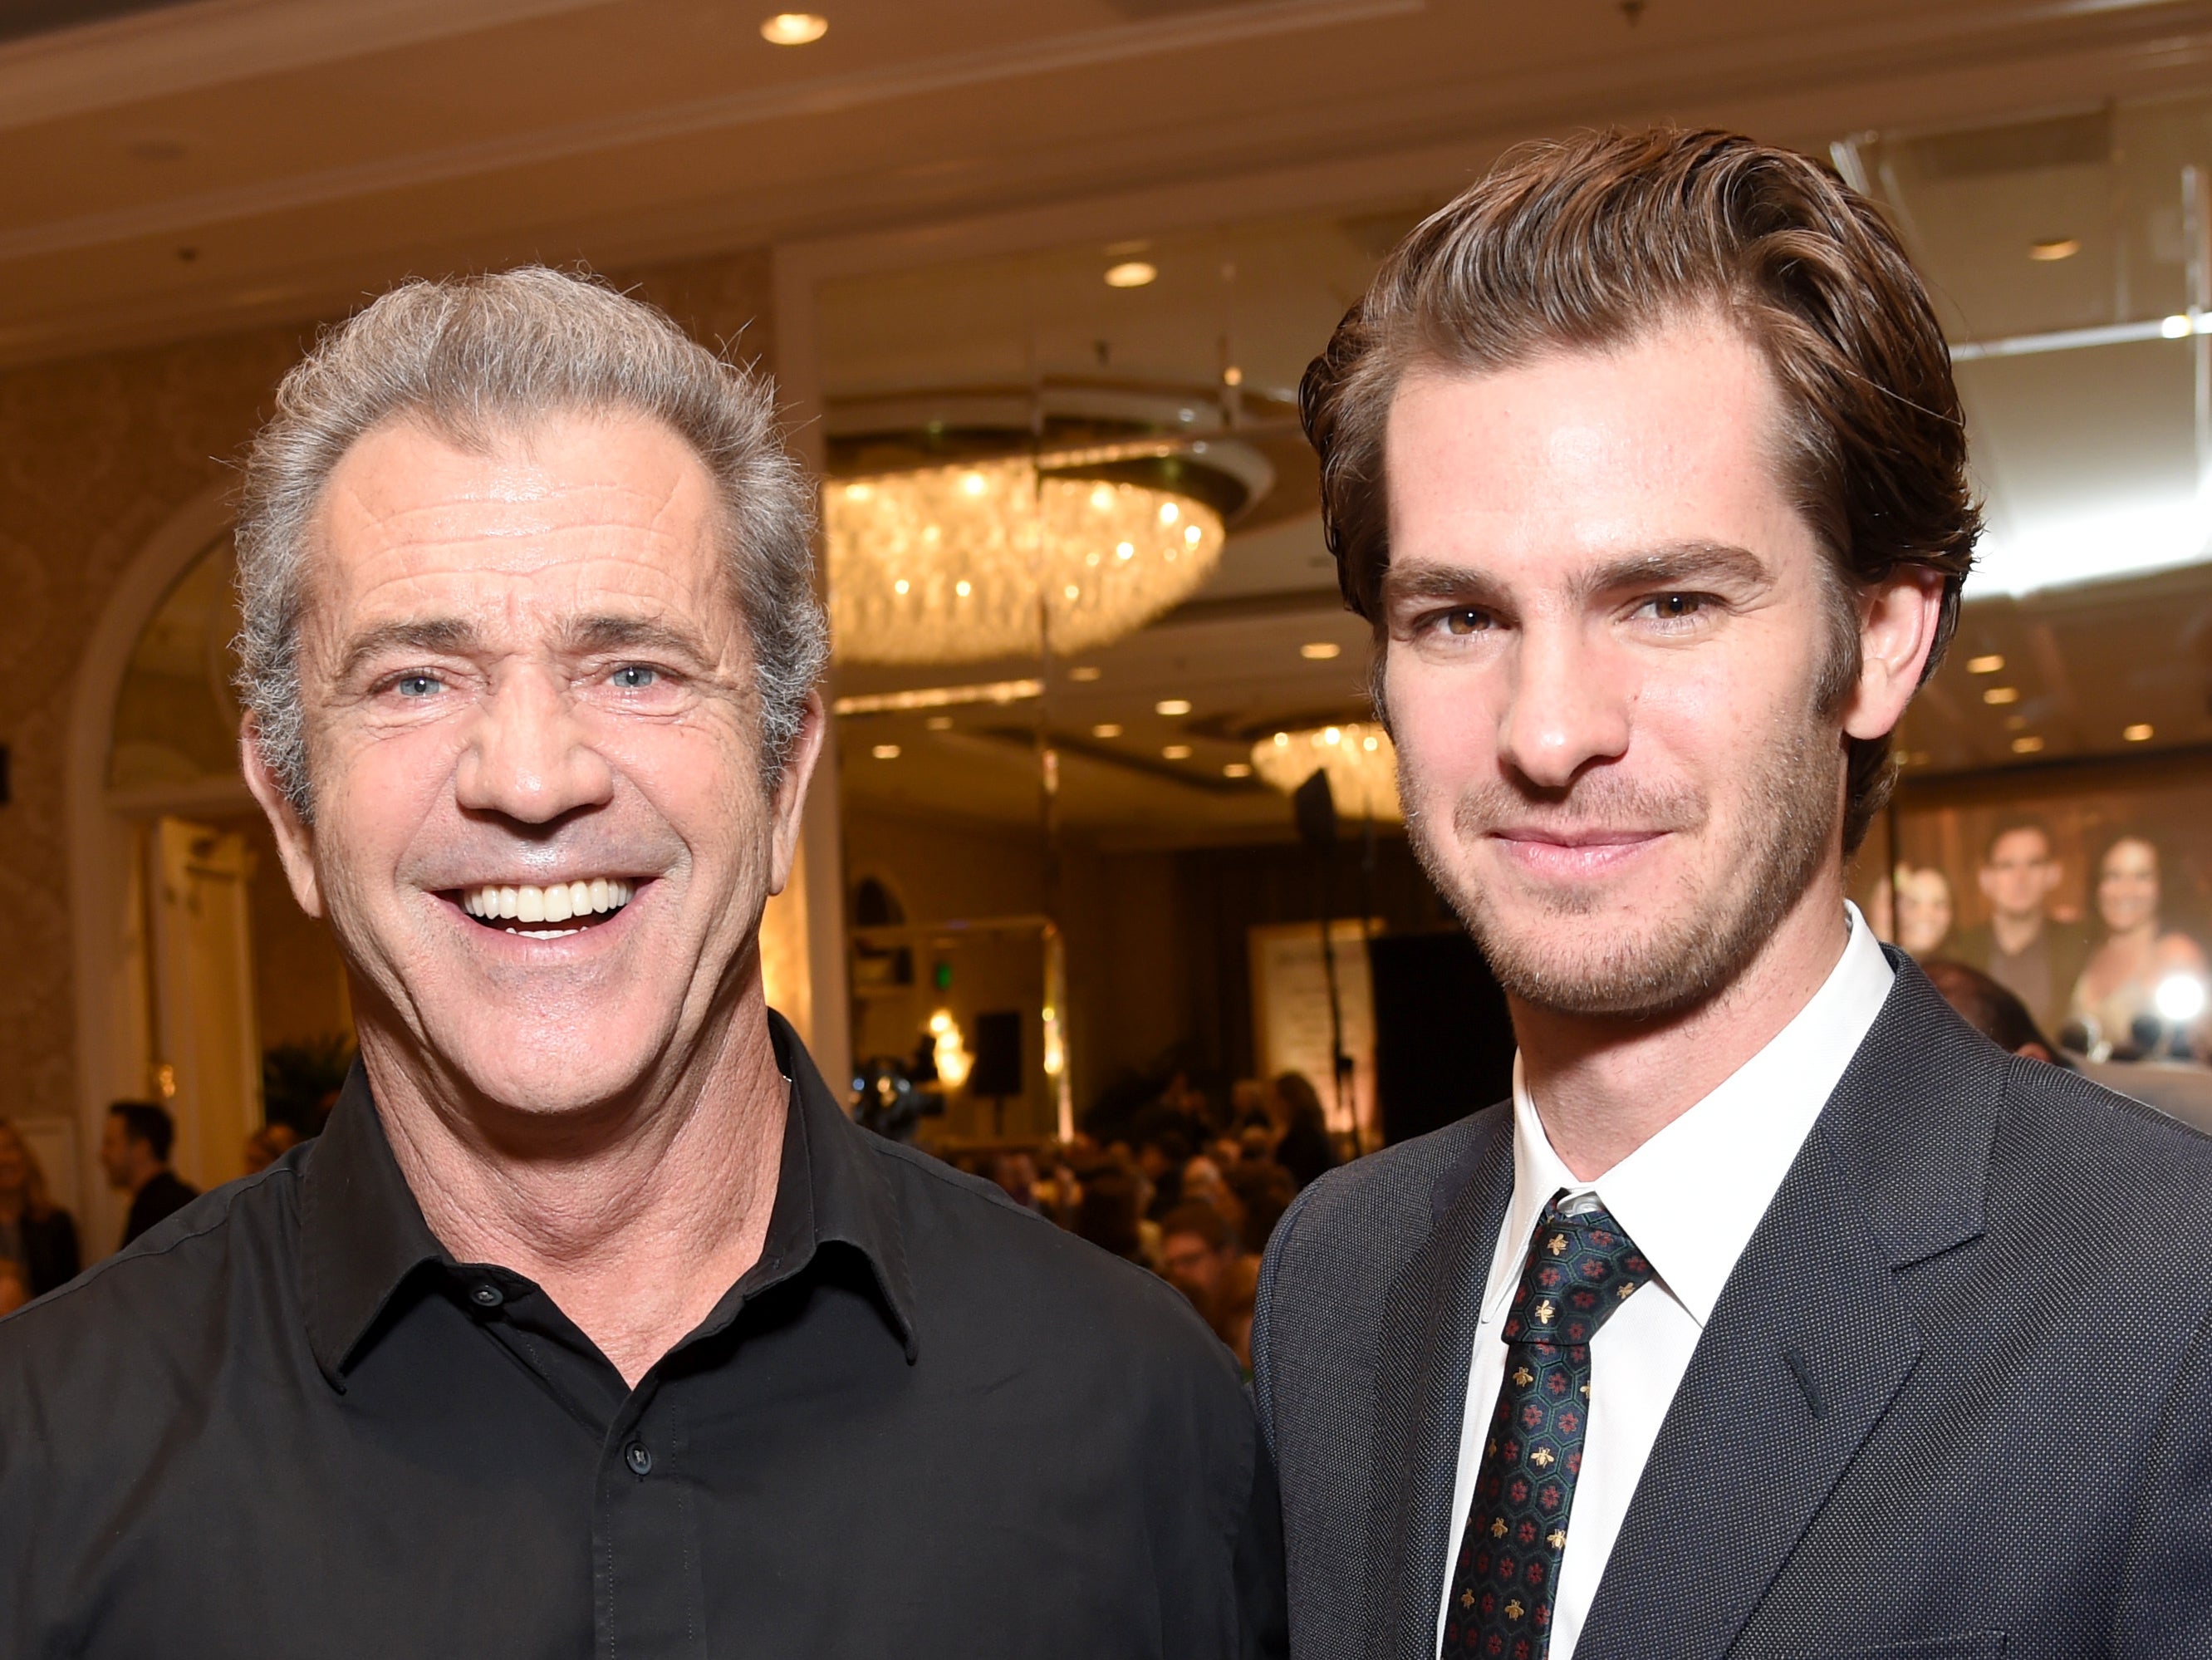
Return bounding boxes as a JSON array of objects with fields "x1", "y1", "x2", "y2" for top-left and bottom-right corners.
[{"x1": 65, "y1": 485, "x2": 353, "y2": 1245}]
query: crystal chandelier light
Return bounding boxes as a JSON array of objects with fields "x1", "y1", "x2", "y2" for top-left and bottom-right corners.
[
  {"x1": 823, "y1": 450, "x2": 1226, "y2": 665},
  {"x1": 1251, "y1": 722, "x2": 1403, "y2": 822}
]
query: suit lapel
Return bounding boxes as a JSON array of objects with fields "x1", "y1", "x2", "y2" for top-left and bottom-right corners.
[
  {"x1": 1575, "y1": 955, "x2": 1999, "y2": 1660},
  {"x1": 1365, "y1": 1111, "x2": 1513, "y2": 1660},
  {"x1": 1572, "y1": 1135, "x2": 1922, "y2": 1660}
]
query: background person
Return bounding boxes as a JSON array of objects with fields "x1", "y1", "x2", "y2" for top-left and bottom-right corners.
[
  {"x1": 0, "y1": 1120, "x2": 78, "y2": 1299},
  {"x1": 98, "y1": 1102, "x2": 198, "y2": 1249},
  {"x1": 2071, "y1": 832, "x2": 2209, "y2": 1058},
  {"x1": 1892, "y1": 863, "x2": 1955, "y2": 958},
  {"x1": 1918, "y1": 959, "x2": 2063, "y2": 1064},
  {"x1": 1266, "y1": 1071, "x2": 1337, "y2": 1191},
  {"x1": 1948, "y1": 818, "x2": 2090, "y2": 1042}
]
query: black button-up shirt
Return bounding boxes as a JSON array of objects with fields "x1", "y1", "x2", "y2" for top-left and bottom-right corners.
[{"x1": 0, "y1": 1017, "x2": 1284, "y2": 1658}]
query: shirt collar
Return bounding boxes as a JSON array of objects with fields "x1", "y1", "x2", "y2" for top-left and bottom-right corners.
[
  {"x1": 1488, "y1": 901, "x2": 1895, "y2": 1328},
  {"x1": 299, "y1": 1010, "x2": 920, "y2": 1387}
]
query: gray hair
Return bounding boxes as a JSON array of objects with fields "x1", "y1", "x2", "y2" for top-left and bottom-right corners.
[{"x1": 235, "y1": 266, "x2": 826, "y2": 815}]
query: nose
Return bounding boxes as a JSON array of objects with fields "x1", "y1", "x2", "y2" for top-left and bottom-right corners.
[
  {"x1": 1495, "y1": 618, "x2": 1631, "y2": 791},
  {"x1": 453, "y1": 665, "x2": 615, "y2": 824}
]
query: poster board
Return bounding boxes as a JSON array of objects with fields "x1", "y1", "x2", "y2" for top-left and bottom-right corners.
[{"x1": 1248, "y1": 918, "x2": 1381, "y2": 1145}]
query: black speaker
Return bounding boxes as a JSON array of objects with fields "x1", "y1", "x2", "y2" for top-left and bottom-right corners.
[
  {"x1": 1292, "y1": 769, "x2": 1337, "y2": 850},
  {"x1": 1366, "y1": 930, "x2": 1516, "y2": 1145},
  {"x1": 967, "y1": 1010, "x2": 1024, "y2": 1101}
]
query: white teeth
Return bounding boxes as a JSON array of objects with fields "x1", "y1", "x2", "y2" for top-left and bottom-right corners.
[{"x1": 463, "y1": 878, "x2": 635, "y2": 929}]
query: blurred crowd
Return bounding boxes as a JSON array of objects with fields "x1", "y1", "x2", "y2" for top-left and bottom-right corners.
[{"x1": 944, "y1": 1069, "x2": 1344, "y2": 1373}]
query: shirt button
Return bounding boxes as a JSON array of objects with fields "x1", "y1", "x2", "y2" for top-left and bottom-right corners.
[
  {"x1": 625, "y1": 1441, "x2": 653, "y2": 1477},
  {"x1": 469, "y1": 1283, "x2": 503, "y2": 1309}
]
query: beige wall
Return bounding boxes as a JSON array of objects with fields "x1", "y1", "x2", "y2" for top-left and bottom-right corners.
[
  {"x1": 2, "y1": 325, "x2": 302, "y2": 1132},
  {"x1": 2, "y1": 248, "x2": 784, "y2": 1220}
]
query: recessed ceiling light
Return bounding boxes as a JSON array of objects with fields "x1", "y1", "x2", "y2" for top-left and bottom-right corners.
[
  {"x1": 1983, "y1": 685, "x2": 2020, "y2": 705},
  {"x1": 1068, "y1": 665, "x2": 1102, "y2": 682},
  {"x1": 1155, "y1": 698, "x2": 1191, "y2": 716},
  {"x1": 2010, "y1": 735, "x2": 2045, "y2": 755},
  {"x1": 1091, "y1": 723, "x2": 1124, "y2": 739},
  {"x1": 1223, "y1": 762, "x2": 1252, "y2": 778},
  {"x1": 1162, "y1": 744, "x2": 1193, "y2": 760},
  {"x1": 1222, "y1": 366, "x2": 1243, "y2": 387},
  {"x1": 925, "y1": 715, "x2": 954, "y2": 730},
  {"x1": 760, "y1": 12, "x2": 828, "y2": 44},
  {"x1": 1300, "y1": 641, "x2": 1341, "y2": 661},
  {"x1": 1966, "y1": 654, "x2": 2004, "y2": 674},
  {"x1": 871, "y1": 744, "x2": 900, "y2": 759},
  {"x1": 2124, "y1": 722, "x2": 2155, "y2": 742},
  {"x1": 1105, "y1": 261, "x2": 1158, "y2": 289},
  {"x1": 2028, "y1": 237, "x2": 2081, "y2": 262}
]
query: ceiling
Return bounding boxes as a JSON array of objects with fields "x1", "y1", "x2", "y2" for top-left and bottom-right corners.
[{"x1": 7, "y1": 0, "x2": 2212, "y2": 364}]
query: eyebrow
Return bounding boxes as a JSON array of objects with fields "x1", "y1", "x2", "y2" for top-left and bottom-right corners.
[
  {"x1": 335, "y1": 618, "x2": 475, "y2": 683},
  {"x1": 558, "y1": 614, "x2": 715, "y2": 663},
  {"x1": 331, "y1": 613, "x2": 718, "y2": 683},
  {"x1": 1381, "y1": 540, "x2": 1772, "y2": 614}
]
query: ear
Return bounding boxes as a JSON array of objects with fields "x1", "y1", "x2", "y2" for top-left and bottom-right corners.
[
  {"x1": 240, "y1": 714, "x2": 325, "y2": 920},
  {"x1": 1842, "y1": 566, "x2": 1947, "y2": 743},
  {"x1": 765, "y1": 692, "x2": 828, "y2": 899}
]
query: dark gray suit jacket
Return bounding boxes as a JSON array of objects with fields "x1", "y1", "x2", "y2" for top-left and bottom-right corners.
[{"x1": 1252, "y1": 953, "x2": 2212, "y2": 1659}]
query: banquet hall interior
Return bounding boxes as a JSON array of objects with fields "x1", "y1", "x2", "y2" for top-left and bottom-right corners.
[{"x1": 6, "y1": 0, "x2": 2212, "y2": 1309}]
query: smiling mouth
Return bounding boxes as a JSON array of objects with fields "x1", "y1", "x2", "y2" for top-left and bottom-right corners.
[{"x1": 456, "y1": 878, "x2": 635, "y2": 940}]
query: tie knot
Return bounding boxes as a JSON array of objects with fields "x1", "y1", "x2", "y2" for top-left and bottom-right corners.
[{"x1": 1501, "y1": 1195, "x2": 1655, "y2": 1349}]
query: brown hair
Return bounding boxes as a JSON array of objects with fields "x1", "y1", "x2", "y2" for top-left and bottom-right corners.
[
  {"x1": 1302, "y1": 127, "x2": 1979, "y2": 852},
  {"x1": 0, "y1": 1118, "x2": 56, "y2": 1220}
]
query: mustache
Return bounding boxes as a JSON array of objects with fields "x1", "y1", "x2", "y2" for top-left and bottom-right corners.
[{"x1": 1440, "y1": 770, "x2": 1707, "y2": 839}]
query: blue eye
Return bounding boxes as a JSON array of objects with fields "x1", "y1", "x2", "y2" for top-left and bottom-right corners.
[
  {"x1": 395, "y1": 673, "x2": 442, "y2": 698},
  {"x1": 611, "y1": 665, "x2": 659, "y2": 690}
]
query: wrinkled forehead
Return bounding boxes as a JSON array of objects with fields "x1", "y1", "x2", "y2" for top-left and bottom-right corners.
[{"x1": 302, "y1": 409, "x2": 738, "y2": 641}]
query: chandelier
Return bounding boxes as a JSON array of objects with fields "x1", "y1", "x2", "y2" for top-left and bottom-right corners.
[
  {"x1": 1251, "y1": 722, "x2": 1403, "y2": 822},
  {"x1": 823, "y1": 449, "x2": 1225, "y2": 665}
]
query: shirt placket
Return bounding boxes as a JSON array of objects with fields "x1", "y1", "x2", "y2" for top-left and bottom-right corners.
[{"x1": 594, "y1": 1373, "x2": 709, "y2": 1658}]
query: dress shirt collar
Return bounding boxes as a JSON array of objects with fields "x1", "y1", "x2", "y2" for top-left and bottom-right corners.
[
  {"x1": 298, "y1": 1009, "x2": 919, "y2": 1386},
  {"x1": 1489, "y1": 902, "x2": 1895, "y2": 1328}
]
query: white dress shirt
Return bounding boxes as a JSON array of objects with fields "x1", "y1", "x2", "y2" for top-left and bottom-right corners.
[{"x1": 1436, "y1": 904, "x2": 1894, "y2": 1658}]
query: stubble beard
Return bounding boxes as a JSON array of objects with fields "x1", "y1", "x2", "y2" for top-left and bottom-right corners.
[{"x1": 1405, "y1": 707, "x2": 1842, "y2": 1019}]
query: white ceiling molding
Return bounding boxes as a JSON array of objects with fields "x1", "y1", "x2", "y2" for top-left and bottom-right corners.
[{"x1": 0, "y1": 0, "x2": 629, "y2": 135}]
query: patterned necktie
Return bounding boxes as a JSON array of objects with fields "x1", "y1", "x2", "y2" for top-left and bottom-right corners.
[{"x1": 1441, "y1": 1194, "x2": 1656, "y2": 1660}]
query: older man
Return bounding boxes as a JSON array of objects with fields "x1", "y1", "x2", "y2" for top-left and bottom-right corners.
[
  {"x1": 1253, "y1": 130, "x2": 2212, "y2": 1659},
  {"x1": 0, "y1": 271, "x2": 1281, "y2": 1658}
]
